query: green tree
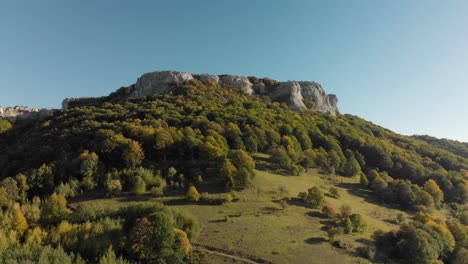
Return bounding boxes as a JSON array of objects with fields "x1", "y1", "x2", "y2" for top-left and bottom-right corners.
[
  {"x1": 131, "y1": 176, "x2": 146, "y2": 195},
  {"x1": 41, "y1": 193, "x2": 71, "y2": 225},
  {"x1": 0, "y1": 177, "x2": 19, "y2": 201},
  {"x1": 349, "y1": 213, "x2": 366, "y2": 233},
  {"x1": 359, "y1": 173, "x2": 369, "y2": 187},
  {"x1": 126, "y1": 213, "x2": 182, "y2": 263},
  {"x1": 99, "y1": 246, "x2": 130, "y2": 264},
  {"x1": 305, "y1": 187, "x2": 325, "y2": 209},
  {"x1": 343, "y1": 155, "x2": 361, "y2": 176},
  {"x1": 79, "y1": 150, "x2": 99, "y2": 178}
]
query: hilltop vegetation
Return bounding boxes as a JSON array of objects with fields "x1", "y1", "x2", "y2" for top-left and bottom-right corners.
[{"x1": 0, "y1": 79, "x2": 467, "y2": 263}]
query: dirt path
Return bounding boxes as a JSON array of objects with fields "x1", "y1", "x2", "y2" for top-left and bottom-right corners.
[{"x1": 193, "y1": 245, "x2": 272, "y2": 264}]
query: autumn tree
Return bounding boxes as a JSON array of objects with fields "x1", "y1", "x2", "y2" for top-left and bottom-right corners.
[
  {"x1": 41, "y1": 193, "x2": 71, "y2": 225},
  {"x1": 423, "y1": 179, "x2": 444, "y2": 207},
  {"x1": 123, "y1": 140, "x2": 145, "y2": 168},
  {"x1": 154, "y1": 128, "x2": 174, "y2": 163},
  {"x1": 186, "y1": 186, "x2": 200, "y2": 202}
]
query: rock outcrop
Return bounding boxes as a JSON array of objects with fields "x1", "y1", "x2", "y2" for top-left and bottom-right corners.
[
  {"x1": 128, "y1": 71, "x2": 339, "y2": 115},
  {"x1": 4, "y1": 71, "x2": 340, "y2": 119},
  {"x1": 0, "y1": 106, "x2": 53, "y2": 122}
]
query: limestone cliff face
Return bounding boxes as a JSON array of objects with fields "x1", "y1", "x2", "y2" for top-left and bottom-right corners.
[
  {"x1": 129, "y1": 71, "x2": 339, "y2": 115},
  {"x1": 0, "y1": 106, "x2": 53, "y2": 122}
]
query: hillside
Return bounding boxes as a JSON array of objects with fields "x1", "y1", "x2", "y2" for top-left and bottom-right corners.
[
  {"x1": 0, "y1": 74, "x2": 467, "y2": 263},
  {"x1": 412, "y1": 135, "x2": 468, "y2": 159}
]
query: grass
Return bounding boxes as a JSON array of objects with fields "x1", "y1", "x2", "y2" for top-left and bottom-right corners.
[{"x1": 71, "y1": 155, "x2": 414, "y2": 264}]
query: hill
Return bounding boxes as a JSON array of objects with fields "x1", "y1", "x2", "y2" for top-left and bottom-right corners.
[
  {"x1": 412, "y1": 135, "x2": 468, "y2": 159},
  {"x1": 0, "y1": 72, "x2": 466, "y2": 263}
]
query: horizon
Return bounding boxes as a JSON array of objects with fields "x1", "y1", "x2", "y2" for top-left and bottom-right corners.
[{"x1": 1, "y1": 1, "x2": 467, "y2": 142}]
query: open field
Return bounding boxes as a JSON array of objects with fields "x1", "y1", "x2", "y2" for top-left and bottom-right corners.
[{"x1": 71, "y1": 155, "x2": 413, "y2": 264}]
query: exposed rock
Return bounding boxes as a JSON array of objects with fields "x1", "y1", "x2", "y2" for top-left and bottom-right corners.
[
  {"x1": 126, "y1": 70, "x2": 339, "y2": 115},
  {"x1": 62, "y1": 97, "x2": 96, "y2": 109},
  {"x1": 267, "y1": 81, "x2": 306, "y2": 110},
  {"x1": 131, "y1": 71, "x2": 193, "y2": 97},
  {"x1": 219, "y1": 75, "x2": 254, "y2": 95},
  {"x1": 0, "y1": 106, "x2": 53, "y2": 122},
  {"x1": 198, "y1": 74, "x2": 220, "y2": 84}
]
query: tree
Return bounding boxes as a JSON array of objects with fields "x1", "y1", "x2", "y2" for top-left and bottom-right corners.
[
  {"x1": 371, "y1": 176, "x2": 387, "y2": 193},
  {"x1": 305, "y1": 187, "x2": 325, "y2": 209},
  {"x1": 423, "y1": 179, "x2": 444, "y2": 207},
  {"x1": 123, "y1": 140, "x2": 145, "y2": 168},
  {"x1": 329, "y1": 187, "x2": 340, "y2": 198},
  {"x1": 322, "y1": 204, "x2": 336, "y2": 218},
  {"x1": 271, "y1": 147, "x2": 292, "y2": 169},
  {"x1": 126, "y1": 213, "x2": 181, "y2": 263},
  {"x1": 174, "y1": 228, "x2": 191, "y2": 256},
  {"x1": 154, "y1": 128, "x2": 174, "y2": 163},
  {"x1": 342, "y1": 217, "x2": 353, "y2": 234},
  {"x1": 11, "y1": 203, "x2": 28, "y2": 234},
  {"x1": 367, "y1": 169, "x2": 380, "y2": 182},
  {"x1": 0, "y1": 177, "x2": 19, "y2": 201},
  {"x1": 79, "y1": 150, "x2": 99, "y2": 178},
  {"x1": 349, "y1": 213, "x2": 366, "y2": 233},
  {"x1": 105, "y1": 179, "x2": 122, "y2": 196},
  {"x1": 41, "y1": 193, "x2": 71, "y2": 225},
  {"x1": 25, "y1": 227, "x2": 47, "y2": 248},
  {"x1": 0, "y1": 119, "x2": 12, "y2": 132},
  {"x1": 99, "y1": 246, "x2": 129, "y2": 264},
  {"x1": 343, "y1": 155, "x2": 361, "y2": 176},
  {"x1": 16, "y1": 173, "x2": 29, "y2": 202},
  {"x1": 219, "y1": 160, "x2": 237, "y2": 190},
  {"x1": 29, "y1": 164, "x2": 55, "y2": 195},
  {"x1": 360, "y1": 173, "x2": 369, "y2": 187},
  {"x1": 186, "y1": 186, "x2": 200, "y2": 202},
  {"x1": 340, "y1": 205, "x2": 352, "y2": 218},
  {"x1": 327, "y1": 227, "x2": 342, "y2": 242},
  {"x1": 131, "y1": 176, "x2": 146, "y2": 195}
]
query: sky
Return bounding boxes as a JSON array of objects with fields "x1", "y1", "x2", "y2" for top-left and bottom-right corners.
[{"x1": 1, "y1": 1, "x2": 467, "y2": 142}]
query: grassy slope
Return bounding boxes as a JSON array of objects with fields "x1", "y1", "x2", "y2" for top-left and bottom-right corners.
[{"x1": 71, "y1": 154, "x2": 422, "y2": 264}]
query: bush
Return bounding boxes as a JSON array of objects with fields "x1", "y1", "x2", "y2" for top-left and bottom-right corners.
[
  {"x1": 305, "y1": 187, "x2": 325, "y2": 209},
  {"x1": 150, "y1": 186, "x2": 164, "y2": 197},
  {"x1": 322, "y1": 204, "x2": 336, "y2": 218},
  {"x1": 329, "y1": 187, "x2": 340, "y2": 198},
  {"x1": 186, "y1": 186, "x2": 200, "y2": 202}
]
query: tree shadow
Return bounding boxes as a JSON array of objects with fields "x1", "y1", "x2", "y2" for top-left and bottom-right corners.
[
  {"x1": 337, "y1": 182, "x2": 401, "y2": 211},
  {"x1": 287, "y1": 198, "x2": 307, "y2": 207},
  {"x1": 306, "y1": 211, "x2": 327, "y2": 219},
  {"x1": 304, "y1": 237, "x2": 327, "y2": 245}
]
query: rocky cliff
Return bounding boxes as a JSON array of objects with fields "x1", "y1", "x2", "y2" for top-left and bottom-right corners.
[
  {"x1": 4, "y1": 71, "x2": 339, "y2": 120},
  {"x1": 0, "y1": 106, "x2": 54, "y2": 122},
  {"x1": 128, "y1": 71, "x2": 339, "y2": 115}
]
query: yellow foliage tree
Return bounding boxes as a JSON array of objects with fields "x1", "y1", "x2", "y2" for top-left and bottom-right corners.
[
  {"x1": 11, "y1": 203, "x2": 28, "y2": 234},
  {"x1": 186, "y1": 186, "x2": 200, "y2": 202},
  {"x1": 423, "y1": 179, "x2": 444, "y2": 207},
  {"x1": 174, "y1": 228, "x2": 192, "y2": 256}
]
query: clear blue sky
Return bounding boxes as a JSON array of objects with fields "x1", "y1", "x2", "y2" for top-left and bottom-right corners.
[{"x1": 1, "y1": 1, "x2": 467, "y2": 142}]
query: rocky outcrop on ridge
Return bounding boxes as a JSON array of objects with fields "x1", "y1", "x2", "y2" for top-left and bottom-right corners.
[
  {"x1": 0, "y1": 106, "x2": 53, "y2": 122},
  {"x1": 128, "y1": 71, "x2": 339, "y2": 115}
]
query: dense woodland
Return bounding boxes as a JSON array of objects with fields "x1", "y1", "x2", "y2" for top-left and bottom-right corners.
[{"x1": 0, "y1": 79, "x2": 467, "y2": 263}]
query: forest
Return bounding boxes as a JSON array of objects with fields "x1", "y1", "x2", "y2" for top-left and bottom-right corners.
[{"x1": 0, "y1": 79, "x2": 466, "y2": 263}]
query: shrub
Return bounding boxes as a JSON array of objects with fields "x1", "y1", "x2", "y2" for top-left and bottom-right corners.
[
  {"x1": 329, "y1": 187, "x2": 340, "y2": 198},
  {"x1": 186, "y1": 186, "x2": 200, "y2": 202},
  {"x1": 305, "y1": 187, "x2": 325, "y2": 209},
  {"x1": 322, "y1": 204, "x2": 336, "y2": 218},
  {"x1": 150, "y1": 186, "x2": 164, "y2": 197}
]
